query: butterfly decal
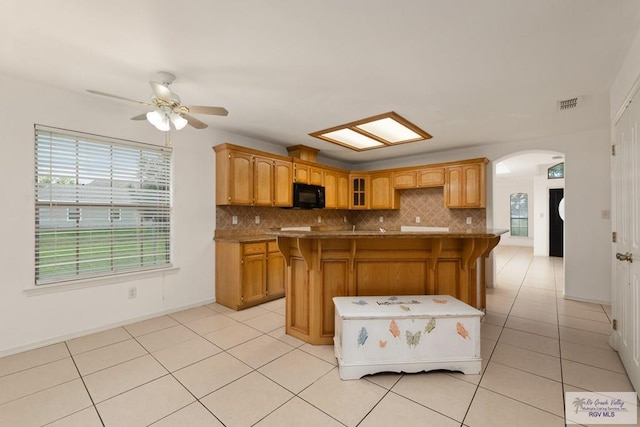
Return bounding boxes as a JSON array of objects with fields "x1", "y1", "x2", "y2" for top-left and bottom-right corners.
[
  {"x1": 379, "y1": 340, "x2": 387, "y2": 348},
  {"x1": 406, "y1": 330, "x2": 421, "y2": 348},
  {"x1": 456, "y1": 322, "x2": 470, "y2": 339},
  {"x1": 424, "y1": 318, "x2": 436, "y2": 334},
  {"x1": 357, "y1": 327, "x2": 369, "y2": 346},
  {"x1": 389, "y1": 319, "x2": 400, "y2": 338},
  {"x1": 432, "y1": 298, "x2": 448, "y2": 304},
  {"x1": 399, "y1": 305, "x2": 411, "y2": 312},
  {"x1": 352, "y1": 300, "x2": 368, "y2": 306}
]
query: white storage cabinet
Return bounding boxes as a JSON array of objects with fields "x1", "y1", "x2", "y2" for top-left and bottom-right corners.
[{"x1": 333, "y1": 295, "x2": 483, "y2": 380}]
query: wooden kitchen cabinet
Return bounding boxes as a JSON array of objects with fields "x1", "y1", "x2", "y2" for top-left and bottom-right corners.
[
  {"x1": 214, "y1": 144, "x2": 292, "y2": 207},
  {"x1": 392, "y1": 169, "x2": 418, "y2": 188},
  {"x1": 350, "y1": 173, "x2": 369, "y2": 209},
  {"x1": 272, "y1": 158, "x2": 293, "y2": 207},
  {"x1": 369, "y1": 172, "x2": 400, "y2": 209},
  {"x1": 293, "y1": 159, "x2": 324, "y2": 185},
  {"x1": 444, "y1": 160, "x2": 487, "y2": 208},
  {"x1": 323, "y1": 168, "x2": 350, "y2": 209},
  {"x1": 417, "y1": 167, "x2": 445, "y2": 187},
  {"x1": 266, "y1": 241, "x2": 285, "y2": 296},
  {"x1": 215, "y1": 240, "x2": 285, "y2": 310}
]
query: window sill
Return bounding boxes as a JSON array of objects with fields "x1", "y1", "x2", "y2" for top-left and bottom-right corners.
[{"x1": 24, "y1": 266, "x2": 180, "y2": 296}]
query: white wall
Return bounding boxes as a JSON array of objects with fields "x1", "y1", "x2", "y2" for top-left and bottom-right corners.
[
  {"x1": 0, "y1": 73, "x2": 251, "y2": 356},
  {"x1": 360, "y1": 128, "x2": 612, "y2": 304}
]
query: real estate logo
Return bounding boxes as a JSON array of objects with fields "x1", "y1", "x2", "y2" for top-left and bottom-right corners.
[{"x1": 565, "y1": 392, "x2": 637, "y2": 424}]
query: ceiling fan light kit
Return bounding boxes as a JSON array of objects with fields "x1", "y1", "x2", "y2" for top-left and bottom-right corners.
[{"x1": 87, "y1": 72, "x2": 228, "y2": 132}]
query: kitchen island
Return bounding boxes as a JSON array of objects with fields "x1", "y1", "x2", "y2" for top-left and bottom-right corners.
[{"x1": 266, "y1": 228, "x2": 507, "y2": 345}]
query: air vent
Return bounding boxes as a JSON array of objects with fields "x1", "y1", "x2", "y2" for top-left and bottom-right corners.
[{"x1": 558, "y1": 97, "x2": 581, "y2": 111}]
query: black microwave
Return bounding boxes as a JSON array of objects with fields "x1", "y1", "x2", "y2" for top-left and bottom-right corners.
[{"x1": 292, "y1": 183, "x2": 325, "y2": 209}]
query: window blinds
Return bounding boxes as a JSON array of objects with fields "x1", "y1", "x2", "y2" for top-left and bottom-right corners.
[{"x1": 34, "y1": 126, "x2": 172, "y2": 285}]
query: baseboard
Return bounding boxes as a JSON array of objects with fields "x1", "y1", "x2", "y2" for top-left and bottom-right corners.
[
  {"x1": 562, "y1": 293, "x2": 611, "y2": 306},
  {"x1": 0, "y1": 298, "x2": 215, "y2": 358}
]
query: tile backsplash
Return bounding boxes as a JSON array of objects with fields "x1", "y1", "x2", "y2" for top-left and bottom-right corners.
[{"x1": 215, "y1": 187, "x2": 485, "y2": 237}]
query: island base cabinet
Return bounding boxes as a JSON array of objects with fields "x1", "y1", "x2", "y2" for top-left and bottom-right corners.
[{"x1": 279, "y1": 236, "x2": 497, "y2": 345}]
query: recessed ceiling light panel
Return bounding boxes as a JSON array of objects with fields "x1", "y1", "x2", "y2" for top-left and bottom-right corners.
[{"x1": 310, "y1": 111, "x2": 432, "y2": 151}]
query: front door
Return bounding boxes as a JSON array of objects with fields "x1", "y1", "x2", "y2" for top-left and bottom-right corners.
[
  {"x1": 612, "y1": 90, "x2": 640, "y2": 393},
  {"x1": 549, "y1": 188, "x2": 564, "y2": 257}
]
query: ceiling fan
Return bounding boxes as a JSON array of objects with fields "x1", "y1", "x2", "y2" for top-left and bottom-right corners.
[{"x1": 87, "y1": 71, "x2": 228, "y2": 131}]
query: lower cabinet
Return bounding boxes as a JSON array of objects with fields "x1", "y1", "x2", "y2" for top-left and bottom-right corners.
[{"x1": 215, "y1": 240, "x2": 285, "y2": 310}]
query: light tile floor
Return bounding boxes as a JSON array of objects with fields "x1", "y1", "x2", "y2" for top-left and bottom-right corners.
[{"x1": 1, "y1": 246, "x2": 637, "y2": 426}]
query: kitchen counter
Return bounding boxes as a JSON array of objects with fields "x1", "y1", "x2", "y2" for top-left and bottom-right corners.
[
  {"x1": 268, "y1": 228, "x2": 507, "y2": 345},
  {"x1": 266, "y1": 228, "x2": 507, "y2": 239}
]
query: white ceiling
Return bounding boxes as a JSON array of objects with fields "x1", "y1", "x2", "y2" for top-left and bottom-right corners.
[{"x1": 2, "y1": 1, "x2": 640, "y2": 165}]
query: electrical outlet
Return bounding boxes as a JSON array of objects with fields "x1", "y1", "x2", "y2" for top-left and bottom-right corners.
[
  {"x1": 232, "y1": 215, "x2": 238, "y2": 225},
  {"x1": 128, "y1": 286, "x2": 137, "y2": 299},
  {"x1": 317, "y1": 216, "x2": 322, "y2": 223},
  {"x1": 415, "y1": 216, "x2": 421, "y2": 223},
  {"x1": 466, "y1": 217, "x2": 472, "y2": 225},
  {"x1": 343, "y1": 216, "x2": 347, "y2": 223},
  {"x1": 379, "y1": 216, "x2": 384, "y2": 223},
  {"x1": 255, "y1": 216, "x2": 260, "y2": 224}
]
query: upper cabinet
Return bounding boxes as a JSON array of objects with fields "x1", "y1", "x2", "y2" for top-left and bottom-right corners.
[
  {"x1": 369, "y1": 172, "x2": 400, "y2": 209},
  {"x1": 392, "y1": 167, "x2": 444, "y2": 189},
  {"x1": 293, "y1": 159, "x2": 324, "y2": 186},
  {"x1": 323, "y1": 168, "x2": 350, "y2": 209},
  {"x1": 417, "y1": 167, "x2": 445, "y2": 187},
  {"x1": 444, "y1": 160, "x2": 487, "y2": 208},
  {"x1": 214, "y1": 143, "x2": 487, "y2": 211},
  {"x1": 349, "y1": 173, "x2": 369, "y2": 209},
  {"x1": 214, "y1": 144, "x2": 292, "y2": 207}
]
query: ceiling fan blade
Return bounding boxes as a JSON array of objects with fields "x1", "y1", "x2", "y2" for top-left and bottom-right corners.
[
  {"x1": 87, "y1": 90, "x2": 150, "y2": 105},
  {"x1": 131, "y1": 113, "x2": 148, "y2": 121},
  {"x1": 185, "y1": 105, "x2": 229, "y2": 116},
  {"x1": 183, "y1": 113, "x2": 208, "y2": 129},
  {"x1": 150, "y1": 81, "x2": 172, "y2": 103}
]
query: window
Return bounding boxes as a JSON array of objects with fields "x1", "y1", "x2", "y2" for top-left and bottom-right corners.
[
  {"x1": 35, "y1": 125, "x2": 172, "y2": 285},
  {"x1": 510, "y1": 193, "x2": 528, "y2": 237},
  {"x1": 548, "y1": 162, "x2": 564, "y2": 179}
]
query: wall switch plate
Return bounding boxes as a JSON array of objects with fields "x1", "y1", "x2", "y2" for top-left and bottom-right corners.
[
  {"x1": 415, "y1": 216, "x2": 421, "y2": 223},
  {"x1": 128, "y1": 286, "x2": 137, "y2": 299},
  {"x1": 343, "y1": 216, "x2": 347, "y2": 223},
  {"x1": 379, "y1": 216, "x2": 384, "y2": 223},
  {"x1": 466, "y1": 217, "x2": 472, "y2": 225},
  {"x1": 232, "y1": 215, "x2": 238, "y2": 225},
  {"x1": 318, "y1": 216, "x2": 322, "y2": 223},
  {"x1": 255, "y1": 216, "x2": 260, "y2": 224}
]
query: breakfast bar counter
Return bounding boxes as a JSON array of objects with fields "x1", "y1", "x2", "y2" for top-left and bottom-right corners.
[{"x1": 266, "y1": 228, "x2": 507, "y2": 344}]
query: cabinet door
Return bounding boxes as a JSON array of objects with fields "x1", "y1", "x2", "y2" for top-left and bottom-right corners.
[
  {"x1": 253, "y1": 156, "x2": 274, "y2": 206},
  {"x1": 309, "y1": 166, "x2": 324, "y2": 186},
  {"x1": 337, "y1": 173, "x2": 350, "y2": 209},
  {"x1": 323, "y1": 170, "x2": 338, "y2": 209},
  {"x1": 417, "y1": 167, "x2": 445, "y2": 187},
  {"x1": 350, "y1": 174, "x2": 369, "y2": 209},
  {"x1": 241, "y1": 247, "x2": 266, "y2": 305},
  {"x1": 293, "y1": 162, "x2": 310, "y2": 184},
  {"x1": 370, "y1": 172, "x2": 396, "y2": 209},
  {"x1": 461, "y1": 163, "x2": 484, "y2": 207},
  {"x1": 392, "y1": 170, "x2": 417, "y2": 189},
  {"x1": 266, "y1": 242, "x2": 285, "y2": 297},
  {"x1": 444, "y1": 166, "x2": 463, "y2": 207},
  {"x1": 228, "y1": 151, "x2": 254, "y2": 205},
  {"x1": 273, "y1": 159, "x2": 293, "y2": 207}
]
